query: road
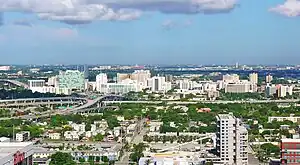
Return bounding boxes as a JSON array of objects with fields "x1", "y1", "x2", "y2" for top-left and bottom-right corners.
[
  {"x1": 115, "y1": 118, "x2": 147, "y2": 165},
  {"x1": 104, "y1": 99, "x2": 300, "y2": 105},
  {"x1": 37, "y1": 141, "x2": 120, "y2": 152}
]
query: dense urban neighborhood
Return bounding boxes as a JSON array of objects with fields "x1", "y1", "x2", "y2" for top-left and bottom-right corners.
[{"x1": 1, "y1": 65, "x2": 300, "y2": 165}]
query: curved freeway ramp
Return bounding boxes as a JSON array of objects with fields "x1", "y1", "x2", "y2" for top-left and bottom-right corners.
[{"x1": 0, "y1": 79, "x2": 29, "y2": 88}]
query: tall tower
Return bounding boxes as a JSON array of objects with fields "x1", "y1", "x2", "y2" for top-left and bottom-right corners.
[
  {"x1": 235, "y1": 62, "x2": 239, "y2": 69},
  {"x1": 96, "y1": 73, "x2": 108, "y2": 93},
  {"x1": 84, "y1": 65, "x2": 89, "y2": 79},
  {"x1": 216, "y1": 114, "x2": 248, "y2": 165}
]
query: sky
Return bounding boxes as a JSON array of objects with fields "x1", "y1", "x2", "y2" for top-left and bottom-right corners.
[{"x1": 0, "y1": 0, "x2": 299, "y2": 65}]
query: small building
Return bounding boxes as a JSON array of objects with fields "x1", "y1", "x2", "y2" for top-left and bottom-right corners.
[
  {"x1": 107, "y1": 135, "x2": 114, "y2": 142},
  {"x1": 197, "y1": 108, "x2": 211, "y2": 113},
  {"x1": 48, "y1": 133, "x2": 61, "y2": 140},
  {"x1": 16, "y1": 131, "x2": 30, "y2": 142},
  {"x1": 64, "y1": 131, "x2": 79, "y2": 141}
]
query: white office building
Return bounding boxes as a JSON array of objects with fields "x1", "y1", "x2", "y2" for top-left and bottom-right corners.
[
  {"x1": 149, "y1": 76, "x2": 171, "y2": 92},
  {"x1": 177, "y1": 79, "x2": 194, "y2": 90},
  {"x1": 96, "y1": 73, "x2": 108, "y2": 92},
  {"x1": 96, "y1": 73, "x2": 139, "y2": 94},
  {"x1": 216, "y1": 114, "x2": 248, "y2": 165},
  {"x1": 265, "y1": 84, "x2": 277, "y2": 97}
]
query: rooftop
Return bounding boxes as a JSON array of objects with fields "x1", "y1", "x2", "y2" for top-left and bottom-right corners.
[
  {"x1": 281, "y1": 139, "x2": 300, "y2": 143},
  {"x1": 0, "y1": 142, "x2": 33, "y2": 160},
  {"x1": 217, "y1": 114, "x2": 235, "y2": 120}
]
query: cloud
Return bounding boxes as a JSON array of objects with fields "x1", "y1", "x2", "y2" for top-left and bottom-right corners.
[
  {"x1": 269, "y1": 0, "x2": 300, "y2": 17},
  {"x1": 0, "y1": 0, "x2": 237, "y2": 25},
  {"x1": 105, "y1": 0, "x2": 238, "y2": 14},
  {"x1": 0, "y1": 0, "x2": 141, "y2": 24}
]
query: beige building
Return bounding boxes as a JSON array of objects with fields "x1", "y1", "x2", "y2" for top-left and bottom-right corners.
[
  {"x1": 117, "y1": 70, "x2": 151, "y2": 88},
  {"x1": 266, "y1": 74, "x2": 273, "y2": 83},
  {"x1": 222, "y1": 74, "x2": 240, "y2": 83},
  {"x1": 225, "y1": 81, "x2": 256, "y2": 93},
  {"x1": 249, "y1": 73, "x2": 258, "y2": 84}
]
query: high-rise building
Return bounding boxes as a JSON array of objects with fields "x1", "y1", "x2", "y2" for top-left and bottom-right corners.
[
  {"x1": 224, "y1": 81, "x2": 256, "y2": 93},
  {"x1": 96, "y1": 73, "x2": 138, "y2": 94},
  {"x1": 165, "y1": 74, "x2": 173, "y2": 82},
  {"x1": 266, "y1": 74, "x2": 273, "y2": 83},
  {"x1": 84, "y1": 65, "x2": 89, "y2": 79},
  {"x1": 249, "y1": 73, "x2": 258, "y2": 84},
  {"x1": 150, "y1": 76, "x2": 171, "y2": 92},
  {"x1": 177, "y1": 79, "x2": 194, "y2": 90},
  {"x1": 216, "y1": 114, "x2": 248, "y2": 165},
  {"x1": 277, "y1": 85, "x2": 287, "y2": 98},
  {"x1": 117, "y1": 70, "x2": 151, "y2": 88},
  {"x1": 280, "y1": 139, "x2": 300, "y2": 164},
  {"x1": 47, "y1": 76, "x2": 58, "y2": 87},
  {"x1": 117, "y1": 73, "x2": 131, "y2": 83},
  {"x1": 58, "y1": 70, "x2": 85, "y2": 90},
  {"x1": 96, "y1": 73, "x2": 108, "y2": 92},
  {"x1": 265, "y1": 84, "x2": 277, "y2": 97},
  {"x1": 131, "y1": 70, "x2": 151, "y2": 87}
]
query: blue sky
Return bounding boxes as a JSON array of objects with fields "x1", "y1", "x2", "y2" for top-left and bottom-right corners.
[{"x1": 0, "y1": 0, "x2": 299, "y2": 65}]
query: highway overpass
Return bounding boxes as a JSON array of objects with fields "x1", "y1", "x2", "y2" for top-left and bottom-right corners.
[
  {"x1": 0, "y1": 97, "x2": 87, "y2": 108},
  {"x1": 0, "y1": 95, "x2": 125, "y2": 120},
  {"x1": 0, "y1": 79, "x2": 29, "y2": 88}
]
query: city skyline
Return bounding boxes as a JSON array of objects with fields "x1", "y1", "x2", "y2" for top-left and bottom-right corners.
[{"x1": 0, "y1": 0, "x2": 299, "y2": 64}]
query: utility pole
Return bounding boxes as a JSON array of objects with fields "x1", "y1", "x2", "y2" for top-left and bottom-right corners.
[{"x1": 13, "y1": 124, "x2": 15, "y2": 142}]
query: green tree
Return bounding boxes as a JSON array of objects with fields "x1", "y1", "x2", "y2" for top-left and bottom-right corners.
[
  {"x1": 79, "y1": 157, "x2": 85, "y2": 163},
  {"x1": 50, "y1": 152, "x2": 76, "y2": 165},
  {"x1": 101, "y1": 156, "x2": 109, "y2": 162},
  {"x1": 261, "y1": 143, "x2": 280, "y2": 154},
  {"x1": 93, "y1": 134, "x2": 104, "y2": 141}
]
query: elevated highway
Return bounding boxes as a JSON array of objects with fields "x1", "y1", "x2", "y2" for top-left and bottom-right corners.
[
  {"x1": 0, "y1": 97, "x2": 87, "y2": 108},
  {"x1": 0, "y1": 79, "x2": 29, "y2": 88},
  {"x1": 0, "y1": 95, "x2": 125, "y2": 120}
]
